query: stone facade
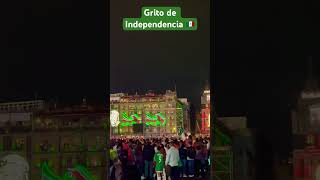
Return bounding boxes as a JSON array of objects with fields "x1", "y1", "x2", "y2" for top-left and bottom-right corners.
[
  {"x1": 110, "y1": 90, "x2": 188, "y2": 137},
  {"x1": 0, "y1": 106, "x2": 106, "y2": 180}
]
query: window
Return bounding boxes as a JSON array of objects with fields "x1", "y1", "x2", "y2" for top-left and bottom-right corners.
[
  {"x1": 63, "y1": 120, "x2": 71, "y2": 126},
  {"x1": 87, "y1": 156, "x2": 101, "y2": 167},
  {"x1": 16, "y1": 121, "x2": 23, "y2": 126},
  {"x1": 89, "y1": 119, "x2": 96, "y2": 126},
  {"x1": 14, "y1": 138, "x2": 25, "y2": 151},
  {"x1": 63, "y1": 142, "x2": 72, "y2": 152},
  {"x1": 39, "y1": 140, "x2": 52, "y2": 152},
  {"x1": 64, "y1": 157, "x2": 73, "y2": 168}
]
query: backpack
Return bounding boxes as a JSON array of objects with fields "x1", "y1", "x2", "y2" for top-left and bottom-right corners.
[{"x1": 187, "y1": 147, "x2": 196, "y2": 159}]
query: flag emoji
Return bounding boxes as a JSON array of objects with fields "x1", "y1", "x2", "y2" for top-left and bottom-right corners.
[{"x1": 187, "y1": 21, "x2": 195, "y2": 27}]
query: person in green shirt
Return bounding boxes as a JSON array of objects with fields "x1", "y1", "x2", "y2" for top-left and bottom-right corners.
[
  {"x1": 154, "y1": 146, "x2": 165, "y2": 180},
  {"x1": 110, "y1": 148, "x2": 118, "y2": 161}
]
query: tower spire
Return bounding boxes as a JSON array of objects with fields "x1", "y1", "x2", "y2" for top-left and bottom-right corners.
[
  {"x1": 305, "y1": 56, "x2": 318, "y2": 91},
  {"x1": 204, "y1": 80, "x2": 210, "y2": 90}
]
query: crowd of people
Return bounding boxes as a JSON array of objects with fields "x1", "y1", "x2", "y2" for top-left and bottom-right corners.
[{"x1": 109, "y1": 135, "x2": 210, "y2": 180}]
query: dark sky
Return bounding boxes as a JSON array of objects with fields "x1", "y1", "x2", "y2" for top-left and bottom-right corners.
[
  {"x1": 213, "y1": 1, "x2": 320, "y2": 177},
  {"x1": 214, "y1": 0, "x2": 320, "y2": 174},
  {"x1": 110, "y1": 0, "x2": 210, "y2": 110},
  {"x1": 0, "y1": 0, "x2": 107, "y2": 105}
]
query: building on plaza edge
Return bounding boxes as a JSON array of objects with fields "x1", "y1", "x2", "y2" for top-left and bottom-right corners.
[
  {"x1": 200, "y1": 86, "x2": 210, "y2": 135},
  {"x1": 292, "y1": 57, "x2": 320, "y2": 179},
  {"x1": 0, "y1": 99, "x2": 107, "y2": 180},
  {"x1": 110, "y1": 90, "x2": 190, "y2": 137}
]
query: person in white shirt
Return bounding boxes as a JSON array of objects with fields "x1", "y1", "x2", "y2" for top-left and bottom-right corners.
[{"x1": 165, "y1": 141, "x2": 180, "y2": 180}]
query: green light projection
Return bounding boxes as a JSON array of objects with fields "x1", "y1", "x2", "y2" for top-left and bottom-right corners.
[
  {"x1": 119, "y1": 112, "x2": 166, "y2": 127},
  {"x1": 145, "y1": 112, "x2": 166, "y2": 126},
  {"x1": 122, "y1": 113, "x2": 142, "y2": 121},
  {"x1": 41, "y1": 162, "x2": 95, "y2": 180},
  {"x1": 120, "y1": 112, "x2": 141, "y2": 127}
]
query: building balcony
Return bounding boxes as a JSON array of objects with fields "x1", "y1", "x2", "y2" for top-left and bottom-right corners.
[
  {"x1": 59, "y1": 123, "x2": 81, "y2": 130},
  {"x1": 0, "y1": 122, "x2": 31, "y2": 133},
  {"x1": 86, "y1": 159, "x2": 104, "y2": 167},
  {"x1": 10, "y1": 125, "x2": 32, "y2": 132},
  {"x1": 83, "y1": 121, "x2": 105, "y2": 129},
  {"x1": 61, "y1": 144, "x2": 85, "y2": 153},
  {"x1": 33, "y1": 123, "x2": 58, "y2": 131}
]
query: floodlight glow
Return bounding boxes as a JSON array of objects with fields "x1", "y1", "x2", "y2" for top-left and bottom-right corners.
[{"x1": 110, "y1": 110, "x2": 120, "y2": 127}]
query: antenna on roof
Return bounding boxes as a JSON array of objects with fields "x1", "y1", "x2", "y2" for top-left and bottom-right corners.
[{"x1": 82, "y1": 97, "x2": 87, "y2": 107}]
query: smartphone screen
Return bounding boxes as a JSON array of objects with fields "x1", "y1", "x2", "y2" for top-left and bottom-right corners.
[{"x1": 110, "y1": 1, "x2": 211, "y2": 179}]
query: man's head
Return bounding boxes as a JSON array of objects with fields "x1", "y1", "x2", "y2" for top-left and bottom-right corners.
[{"x1": 146, "y1": 139, "x2": 151, "y2": 145}]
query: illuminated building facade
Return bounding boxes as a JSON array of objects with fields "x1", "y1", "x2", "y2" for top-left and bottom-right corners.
[
  {"x1": 0, "y1": 102, "x2": 106, "y2": 180},
  {"x1": 0, "y1": 100, "x2": 45, "y2": 112},
  {"x1": 201, "y1": 88, "x2": 210, "y2": 134},
  {"x1": 110, "y1": 90, "x2": 187, "y2": 137},
  {"x1": 292, "y1": 58, "x2": 320, "y2": 179},
  {"x1": 178, "y1": 98, "x2": 191, "y2": 133}
]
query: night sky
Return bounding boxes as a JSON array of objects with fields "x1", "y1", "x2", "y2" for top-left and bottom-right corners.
[
  {"x1": 0, "y1": 0, "x2": 107, "y2": 105},
  {"x1": 110, "y1": 0, "x2": 210, "y2": 110},
  {"x1": 215, "y1": 0, "x2": 320, "y2": 178}
]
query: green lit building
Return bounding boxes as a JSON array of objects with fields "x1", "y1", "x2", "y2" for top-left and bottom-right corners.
[
  {"x1": 213, "y1": 120, "x2": 234, "y2": 180},
  {"x1": 110, "y1": 90, "x2": 189, "y2": 137},
  {"x1": 213, "y1": 116, "x2": 256, "y2": 180}
]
